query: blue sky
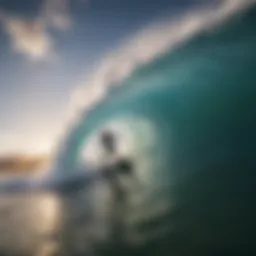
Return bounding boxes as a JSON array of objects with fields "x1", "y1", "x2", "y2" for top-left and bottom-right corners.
[{"x1": 0, "y1": 0, "x2": 201, "y2": 155}]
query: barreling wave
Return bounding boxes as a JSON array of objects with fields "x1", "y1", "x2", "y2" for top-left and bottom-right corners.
[
  {"x1": 54, "y1": 0, "x2": 255, "y2": 173},
  {"x1": 68, "y1": 0, "x2": 254, "y2": 121}
]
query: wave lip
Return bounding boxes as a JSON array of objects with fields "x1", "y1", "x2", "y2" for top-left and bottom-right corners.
[{"x1": 68, "y1": 0, "x2": 255, "y2": 126}]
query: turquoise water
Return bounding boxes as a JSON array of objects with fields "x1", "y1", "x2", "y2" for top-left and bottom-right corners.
[
  {"x1": 58, "y1": 5, "x2": 256, "y2": 175},
  {"x1": 52, "y1": 5, "x2": 256, "y2": 253}
]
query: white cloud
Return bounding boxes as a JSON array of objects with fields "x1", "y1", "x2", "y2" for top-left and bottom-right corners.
[
  {"x1": 3, "y1": 17, "x2": 53, "y2": 60},
  {"x1": 0, "y1": 0, "x2": 77, "y2": 60},
  {"x1": 68, "y1": 0, "x2": 255, "y2": 126}
]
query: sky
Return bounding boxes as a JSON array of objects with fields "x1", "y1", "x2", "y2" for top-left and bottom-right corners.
[{"x1": 0, "y1": 0, "x2": 204, "y2": 156}]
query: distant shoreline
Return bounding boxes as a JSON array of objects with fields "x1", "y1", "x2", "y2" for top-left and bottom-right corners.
[{"x1": 0, "y1": 154, "x2": 49, "y2": 175}]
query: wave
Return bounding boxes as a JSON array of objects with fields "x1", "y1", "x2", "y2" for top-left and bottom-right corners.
[
  {"x1": 54, "y1": 0, "x2": 256, "y2": 173},
  {"x1": 67, "y1": 0, "x2": 254, "y2": 124}
]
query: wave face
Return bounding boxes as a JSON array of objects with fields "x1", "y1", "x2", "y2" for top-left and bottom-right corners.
[
  {"x1": 57, "y1": 0, "x2": 256, "y2": 172},
  {"x1": 51, "y1": 1, "x2": 256, "y2": 255}
]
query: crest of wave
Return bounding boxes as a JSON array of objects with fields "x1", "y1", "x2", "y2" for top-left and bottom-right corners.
[
  {"x1": 67, "y1": 0, "x2": 254, "y2": 123},
  {"x1": 53, "y1": 0, "x2": 255, "y2": 165}
]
